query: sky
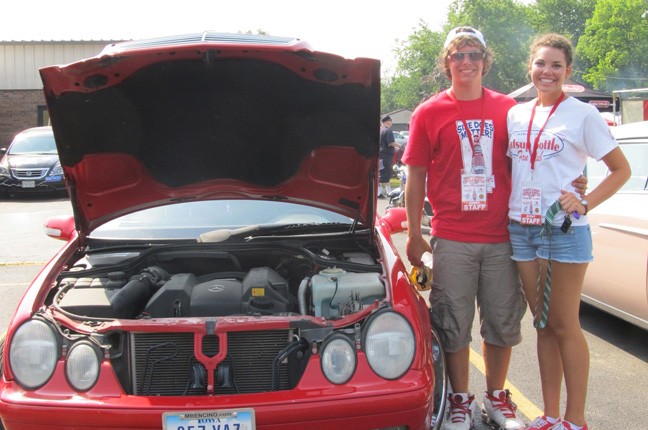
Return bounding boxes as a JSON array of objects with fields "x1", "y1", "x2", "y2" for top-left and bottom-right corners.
[{"x1": 3, "y1": 0, "x2": 456, "y2": 73}]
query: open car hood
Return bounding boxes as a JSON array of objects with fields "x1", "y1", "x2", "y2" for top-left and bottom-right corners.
[{"x1": 40, "y1": 33, "x2": 381, "y2": 238}]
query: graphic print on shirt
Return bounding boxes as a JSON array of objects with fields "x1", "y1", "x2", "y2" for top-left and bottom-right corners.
[
  {"x1": 508, "y1": 129, "x2": 565, "y2": 166},
  {"x1": 456, "y1": 119, "x2": 494, "y2": 211},
  {"x1": 456, "y1": 119, "x2": 494, "y2": 175}
]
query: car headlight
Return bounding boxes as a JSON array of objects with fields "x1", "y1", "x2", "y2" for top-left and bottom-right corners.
[
  {"x1": 364, "y1": 311, "x2": 415, "y2": 379},
  {"x1": 320, "y1": 334, "x2": 356, "y2": 384},
  {"x1": 65, "y1": 341, "x2": 102, "y2": 391},
  {"x1": 49, "y1": 162, "x2": 63, "y2": 176},
  {"x1": 9, "y1": 319, "x2": 60, "y2": 389}
]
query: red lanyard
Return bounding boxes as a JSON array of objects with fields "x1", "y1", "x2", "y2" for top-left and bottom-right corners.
[
  {"x1": 448, "y1": 88, "x2": 485, "y2": 155},
  {"x1": 526, "y1": 92, "x2": 565, "y2": 171}
]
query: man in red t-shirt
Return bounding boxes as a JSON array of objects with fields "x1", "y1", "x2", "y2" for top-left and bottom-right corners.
[{"x1": 401, "y1": 27, "x2": 526, "y2": 430}]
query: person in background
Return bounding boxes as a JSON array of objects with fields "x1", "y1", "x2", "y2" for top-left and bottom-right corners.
[
  {"x1": 378, "y1": 115, "x2": 400, "y2": 198},
  {"x1": 507, "y1": 33, "x2": 630, "y2": 430},
  {"x1": 402, "y1": 27, "x2": 527, "y2": 430}
]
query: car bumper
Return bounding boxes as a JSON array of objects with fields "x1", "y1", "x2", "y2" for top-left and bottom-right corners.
[
  {"x1": 0, "y1": 177, "x2": 66, "y2": 194},
  {"x1": 0, "y1": 381, "x2": 434, "y2": 430}
]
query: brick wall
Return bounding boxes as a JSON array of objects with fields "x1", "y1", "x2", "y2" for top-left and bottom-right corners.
[{"x1": 0, "y1": 89, "x2": 47, "y2": 150}]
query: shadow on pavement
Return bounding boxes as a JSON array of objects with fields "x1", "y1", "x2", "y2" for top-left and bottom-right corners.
[{"x1": 580, "y1": 302, "x2": 648, "y2": 363}]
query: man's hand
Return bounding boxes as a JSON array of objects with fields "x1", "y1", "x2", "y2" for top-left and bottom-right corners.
[
  {"x1": 572, "y1": 174, "x2": 588, "y2": 198},
  {"x1": 406, "y1": 235, "x2": 433, "y2": 267}
]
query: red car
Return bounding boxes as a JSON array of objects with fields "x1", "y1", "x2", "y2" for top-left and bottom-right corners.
[{"x1": 0, "y1": 33, "x2": 446, "y2": 430}]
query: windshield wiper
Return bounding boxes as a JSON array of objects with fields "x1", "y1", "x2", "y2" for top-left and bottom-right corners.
[{"x1": 198, "y1": 222, "x2": 354, "y2": 243}]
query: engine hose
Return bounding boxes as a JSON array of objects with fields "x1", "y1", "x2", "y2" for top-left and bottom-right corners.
[{"x1": 298, "y1": 276, "x2": 311, "y2": 315}]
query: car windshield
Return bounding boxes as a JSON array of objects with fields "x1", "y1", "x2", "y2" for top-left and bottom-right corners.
[
  {"x1": 587, "y1": 141, "x2": 648, "y2": 191},
  {"x1": 9, "y1": 134, "x2": 57, "y2": 155},
  {"x1": 89, "y1": 200, "x2": 354, "y2": 240}
]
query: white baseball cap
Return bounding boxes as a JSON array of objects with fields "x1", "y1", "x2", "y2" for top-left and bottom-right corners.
[{"x1": 444, "y1": 27, "x2": 487, "y2": 49}]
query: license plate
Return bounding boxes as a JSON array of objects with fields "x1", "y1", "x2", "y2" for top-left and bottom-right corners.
[
  {"x1": 162, "y1": 408, "x2": 255, "y2": 430},
  {"x1": 21, "y1": 181, "x2": 35, "y2": 188}
]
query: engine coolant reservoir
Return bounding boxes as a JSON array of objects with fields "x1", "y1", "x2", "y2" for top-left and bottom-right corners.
[{"x1": 311, "y1": 268, "x2": 385, "y2": 318}]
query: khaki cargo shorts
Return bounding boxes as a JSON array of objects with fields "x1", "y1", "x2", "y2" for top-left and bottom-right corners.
[{"x1": 428, "y1": 238, "x2": 527, "y2": 353}]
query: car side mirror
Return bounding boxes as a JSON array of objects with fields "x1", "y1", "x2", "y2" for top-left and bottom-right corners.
[
  {"x1": 44, "y1": 214, "x2": 76, "y2": 241},
  {"x1": 381, "y1": 207, "x2": 408, "y2": 234}
]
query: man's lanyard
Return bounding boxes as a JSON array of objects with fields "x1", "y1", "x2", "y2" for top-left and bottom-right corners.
[
  {"x1": 526, "y1": 92, "x2": 565, "y2": 171},
  {"x1": 448, "y1": 88, "x2": 485, "y2": 155}
]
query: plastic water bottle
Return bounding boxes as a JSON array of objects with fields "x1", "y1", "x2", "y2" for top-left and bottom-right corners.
[
  {"x1": 409, "y1": 252, "x2": 434, "y2": 291},
  {"x1": 421, "y1": 252, "x2": 433, "y2": 270}
]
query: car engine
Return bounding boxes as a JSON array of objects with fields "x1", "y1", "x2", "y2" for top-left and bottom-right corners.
[{"x1": 52, "y1": 245, "x2": 386, "y2": 321}]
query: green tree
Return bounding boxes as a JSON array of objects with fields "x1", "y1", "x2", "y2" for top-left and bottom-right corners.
[
  {"x1": 384, "y1": 0, "x2": 534, "y2": 111},
  {"x1": 382, "y1": 21, "x2": 446, "y2": 110},
  {"x1": 529, "y1": 0, "x2": 597, "y2": 45},
  {"x1": 576, "y1": 0, "x2": 648, "y2": 91},
  {"x1": 527, "y1": 0, "x2": 597, "y2": 84}
]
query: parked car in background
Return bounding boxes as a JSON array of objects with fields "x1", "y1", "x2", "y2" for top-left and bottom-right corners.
[
  {"x1": 583, "y1": 121, "x2": 648, "y2": 330},
  {"x1": 0, "y1": 33, "x2": 447, "y2": 430},
  {"x1": 393, "y1": 130, "x2": 408, "y2": 146},
  {"x1": 0, "y1": 126, "x2": 66, "y2": 199},
  {"x1": 392, "y1": 131, "x2": 408, "y2": 163}
]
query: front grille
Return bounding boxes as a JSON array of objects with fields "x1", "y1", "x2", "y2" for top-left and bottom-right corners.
[
  {"x1": 12, "y1": 168, "x2": 48, "y2": 179},
  {"x1": 130, "y1": 330, "x2": 295, "y2": 396}
]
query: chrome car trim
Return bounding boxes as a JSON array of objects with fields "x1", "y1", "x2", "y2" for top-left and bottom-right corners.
[
  {"x1": 598, "y1": 222, "x2": 648, "y2": 238},
  {"x1": 12, "y1": 168, "x2": 49, "y2": 180},
  {"x1": 581, "y1": 294, "x2": 648, "y2": 331}
]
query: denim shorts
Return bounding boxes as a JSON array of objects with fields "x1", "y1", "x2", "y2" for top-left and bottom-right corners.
[{"x1": 508, "y1": 221, "x2": 593, "y2": 263}]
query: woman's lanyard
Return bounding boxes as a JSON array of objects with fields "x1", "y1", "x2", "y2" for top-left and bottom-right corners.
[
  {"x1": 526, "y1": 92, "x2": 565, "y2": 172},
  {"x1": 527, "y1": 92, "x2": 567, "y2": 330},
  {"x1": 448, "y1": 88, "x2": 485, "y2": 155}
]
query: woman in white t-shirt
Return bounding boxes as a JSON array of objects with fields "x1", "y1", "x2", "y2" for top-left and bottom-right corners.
[{"x1": 506, "y1": 34, "x2": 630, "y2": 430}]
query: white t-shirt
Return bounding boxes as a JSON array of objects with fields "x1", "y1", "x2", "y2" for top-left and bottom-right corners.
[{"x1": 507, "y1": 96, "x2": 618, "y2": 226}]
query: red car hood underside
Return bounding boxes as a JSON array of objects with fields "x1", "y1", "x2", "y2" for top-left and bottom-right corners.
[{"x1": 39, "y1": 33, "x2": 381, "y2": 237}]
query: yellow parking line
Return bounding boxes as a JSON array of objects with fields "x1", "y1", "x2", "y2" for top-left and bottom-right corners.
[
  {"x1": 469, "y1": 347, "x2": 543, "y2": 420},
  {"x1": 0, "y1": 262, "x2": 48, "y2": 265}
]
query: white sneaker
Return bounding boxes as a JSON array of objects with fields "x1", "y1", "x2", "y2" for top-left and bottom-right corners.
[
  {"x1": 443, "y1": 393, "x2": 476, "y2": 430},
  {"x1": 528, "y1": 416, "x2": 561, "y2": 430},
  {"x1": 481, "y1": 389, "x2": 526, "y2": 429}
]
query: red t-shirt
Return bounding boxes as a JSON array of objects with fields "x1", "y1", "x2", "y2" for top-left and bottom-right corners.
[{"x1": 402, "y1": 88, "x2": 517, "y2": 243}]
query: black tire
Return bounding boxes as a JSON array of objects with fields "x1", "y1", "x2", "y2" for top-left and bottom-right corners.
[
  {"x1": 0, "y1": 331, "x2": 4, "y2": 376},
  {"x1": 424, "y1": 200, "x2": 433, "y2": 217},
  {"x1": 0, "y1": 331, "x2": 4, "y2": 430},
  {"x1": 430, "y1": 324, "x2": 447, "y2": 430}
]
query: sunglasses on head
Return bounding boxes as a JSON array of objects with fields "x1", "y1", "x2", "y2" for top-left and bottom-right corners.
[{"x1": 449, "y1": 51, "x2": 484, "y2": 62}]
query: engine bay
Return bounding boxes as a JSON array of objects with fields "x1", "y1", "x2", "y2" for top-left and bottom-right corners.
[{"x1": 51, "y1": 242, "x2": 386, "y2": 321}]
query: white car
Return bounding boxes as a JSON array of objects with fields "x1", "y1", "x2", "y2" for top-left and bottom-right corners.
[
  {"x1": 583, "y1": 121, "x2": 648, "y2": 329},
  {"x1": 393, "y1": 130, "x2": 408, "y2": 146}
]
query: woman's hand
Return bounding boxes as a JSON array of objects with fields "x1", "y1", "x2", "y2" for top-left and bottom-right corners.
[{"x1": 559, "y1": 190, "x2": 587, "y2": 217}]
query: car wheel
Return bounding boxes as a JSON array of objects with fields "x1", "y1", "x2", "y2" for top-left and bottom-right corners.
[
  {"x1": 0, "y1": 331, "x2": 4, "y2": 375},
  {"x1": 430, "y1": 325, "x2": 447, "y2": 430},
  {"x1": 0, "y1": 331, "x2": 4, "y2": 430}
]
